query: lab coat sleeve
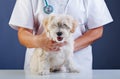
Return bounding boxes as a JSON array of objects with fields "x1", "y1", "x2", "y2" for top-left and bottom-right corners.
[
  {"x1": 9, "y1": 0, "x2": 34, "y2": 30},
  {"x1": 86, "y1": 0, "x2": 113, "y2": 29}
]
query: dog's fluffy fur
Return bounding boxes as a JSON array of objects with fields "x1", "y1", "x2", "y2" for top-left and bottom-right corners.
[{"x1": 30, "y1": 14, "x2": 80, "y2": 75}]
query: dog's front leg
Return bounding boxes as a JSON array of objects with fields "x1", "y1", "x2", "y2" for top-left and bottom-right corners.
[
  {"x1": 30, "y1": 53, "x2": 39, "y2": 73},
  {"x1": 38, "y1": 52, "x2": 50, "y2": 75},
  {"x1": 66, "y1": 57, "x2": 80, "y2": 73},
  {"x1": 64, "y1": 50, "x2": 80, "y2": 73}
]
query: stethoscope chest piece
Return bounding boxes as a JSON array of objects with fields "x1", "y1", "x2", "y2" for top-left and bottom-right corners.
[
  {"x1": 43, "y1": 5, "x2": 53, "y2": 14},
  {"x1": 43, "y1": 0, "x2": 54, "y2": 14}
]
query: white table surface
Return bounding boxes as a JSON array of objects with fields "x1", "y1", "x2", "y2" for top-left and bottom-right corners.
[{"x1": 0, "y1": 70, "x2": 120, "y2": 79}]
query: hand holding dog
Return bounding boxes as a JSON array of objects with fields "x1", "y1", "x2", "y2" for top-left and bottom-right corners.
[{"x1": 36, "y1": 32, "x2": 67, "y2": 52}]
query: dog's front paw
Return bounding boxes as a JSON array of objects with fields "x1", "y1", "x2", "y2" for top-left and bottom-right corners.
[
  {"x1": 66, "y1": 67, "x2": 80, "y2": 73},
  {"x1": 38, "y1": 70, "x2": 50, "y2": 75},
  {"x1": 30, "y1": 69, "x2": 37, "y2": 74},
  {"x1": 68, "y1": 68, "x2": 80, "y2": 73}
]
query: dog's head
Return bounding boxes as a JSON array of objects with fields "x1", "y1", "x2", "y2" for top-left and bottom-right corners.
[{"x1": 42, "y1": 14, "x2": 78, "y2": 43}]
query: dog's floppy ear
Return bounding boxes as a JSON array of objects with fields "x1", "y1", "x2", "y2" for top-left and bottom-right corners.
[
  {"x1": 42, "y1": 17, "x2": 49, "y2": 33},
  {"x1": 42, "y1": 15, "x2": 55, "y2": 27},
  {"x1": 70, "y1": 20, "x2": 78, "y2": 33},
  {"x1": 42, "y1": 17, "x2": 49, "y2": 27},
  {"x1": 48, "y1": 14, "x2": 55, "y2": 22},
  {"x1": 42, "y1": 15, "x2": 55, "y2": 32}
]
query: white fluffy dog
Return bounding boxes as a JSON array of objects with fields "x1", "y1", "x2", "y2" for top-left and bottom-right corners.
[{"x1": 30, "y1": 14, "x2": 80, "y2": 75}]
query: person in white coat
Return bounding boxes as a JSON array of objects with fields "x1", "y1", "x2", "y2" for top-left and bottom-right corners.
[{"x1": 9, "y1": 0, "x2": 113, "y2": 72}]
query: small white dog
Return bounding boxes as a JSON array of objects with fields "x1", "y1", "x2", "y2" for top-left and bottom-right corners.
[{"x1": 30, "y1": 14, "x2": 80, "y2": 75}]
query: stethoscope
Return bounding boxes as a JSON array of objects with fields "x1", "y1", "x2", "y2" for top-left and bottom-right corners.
[
  {"x1": 43, "y1": 0, "x2": 54, "y2": 14},
  {"x1": 43, "y1": 0, "x2": 70, "y2": 14}
]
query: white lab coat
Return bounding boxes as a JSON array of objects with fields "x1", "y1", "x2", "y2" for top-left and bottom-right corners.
[{"x1": 9, "y1": 0, "x2": 113, "y2": 71}]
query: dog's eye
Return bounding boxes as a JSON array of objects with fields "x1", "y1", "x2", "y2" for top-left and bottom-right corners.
[
  {"x1": 51, "y1": 24, "x2": 56, "y2": 28},
  {"x1": 63, "y1": 24, "x2": 70, "y2": 29},
  {"x1": 63, "y1": 24, "x2": 67, "y2": 27}
]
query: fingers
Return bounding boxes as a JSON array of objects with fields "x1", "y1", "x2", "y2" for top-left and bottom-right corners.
[
  {"x1": 47, "y1": 46, "x2": 60, "y2": 52},
  {"x1": 51, "y1": 47, "x2": 60, "y2": 51},
  {"x1": 44, "y1": 40, "x2": 67, "y2": 52},
  {"x1": 57, "y1": 42, "x2": 67, "y2": 47},
  {"x1": 49, "y1": 43, "x2": 66, "y2": 49},
  {"x1": 49, "y1": 42, "x2": 67, "y2": 51}
]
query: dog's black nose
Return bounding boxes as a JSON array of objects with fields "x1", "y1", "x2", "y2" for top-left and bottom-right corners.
[{"x1": 56, "y1": 32, "x2": 63, "y2": 36}]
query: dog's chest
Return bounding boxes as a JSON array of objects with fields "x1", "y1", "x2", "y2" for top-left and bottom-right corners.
[{"x1": 49, "y1": 49, "x2": 66, "y2": 68}]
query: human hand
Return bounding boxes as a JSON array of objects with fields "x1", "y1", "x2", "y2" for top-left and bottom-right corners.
[
  {"x1": 36, "y1": 32, "x2": 67, "y2": 52},
  {"x1": 43, "y1": 41, "x2": 67, "y2": 52}
]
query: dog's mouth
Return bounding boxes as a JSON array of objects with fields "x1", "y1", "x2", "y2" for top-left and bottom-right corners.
[{"x1": 57, "y1": 37, "x2": 63, "y2": 41}]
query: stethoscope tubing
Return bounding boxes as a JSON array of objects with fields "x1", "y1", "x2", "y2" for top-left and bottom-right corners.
[{"x1": 44, "y1": 0, "x2": 48, "y2": 6}]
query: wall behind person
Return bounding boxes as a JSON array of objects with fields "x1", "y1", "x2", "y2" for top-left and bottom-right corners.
[
  {"x1": 0, "y1": 0, "x2": 26, "y2": 69},
  {"x1": 93, "y1": 0, "x2": 120, "y2": 69},
  {"x1": 0, "y1": 0, "x2": 120, "y2": 69}
]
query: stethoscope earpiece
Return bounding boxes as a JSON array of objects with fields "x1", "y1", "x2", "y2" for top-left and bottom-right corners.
[{"x1": 43, "y1": 0, "x2": 54, "y2": 14}]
